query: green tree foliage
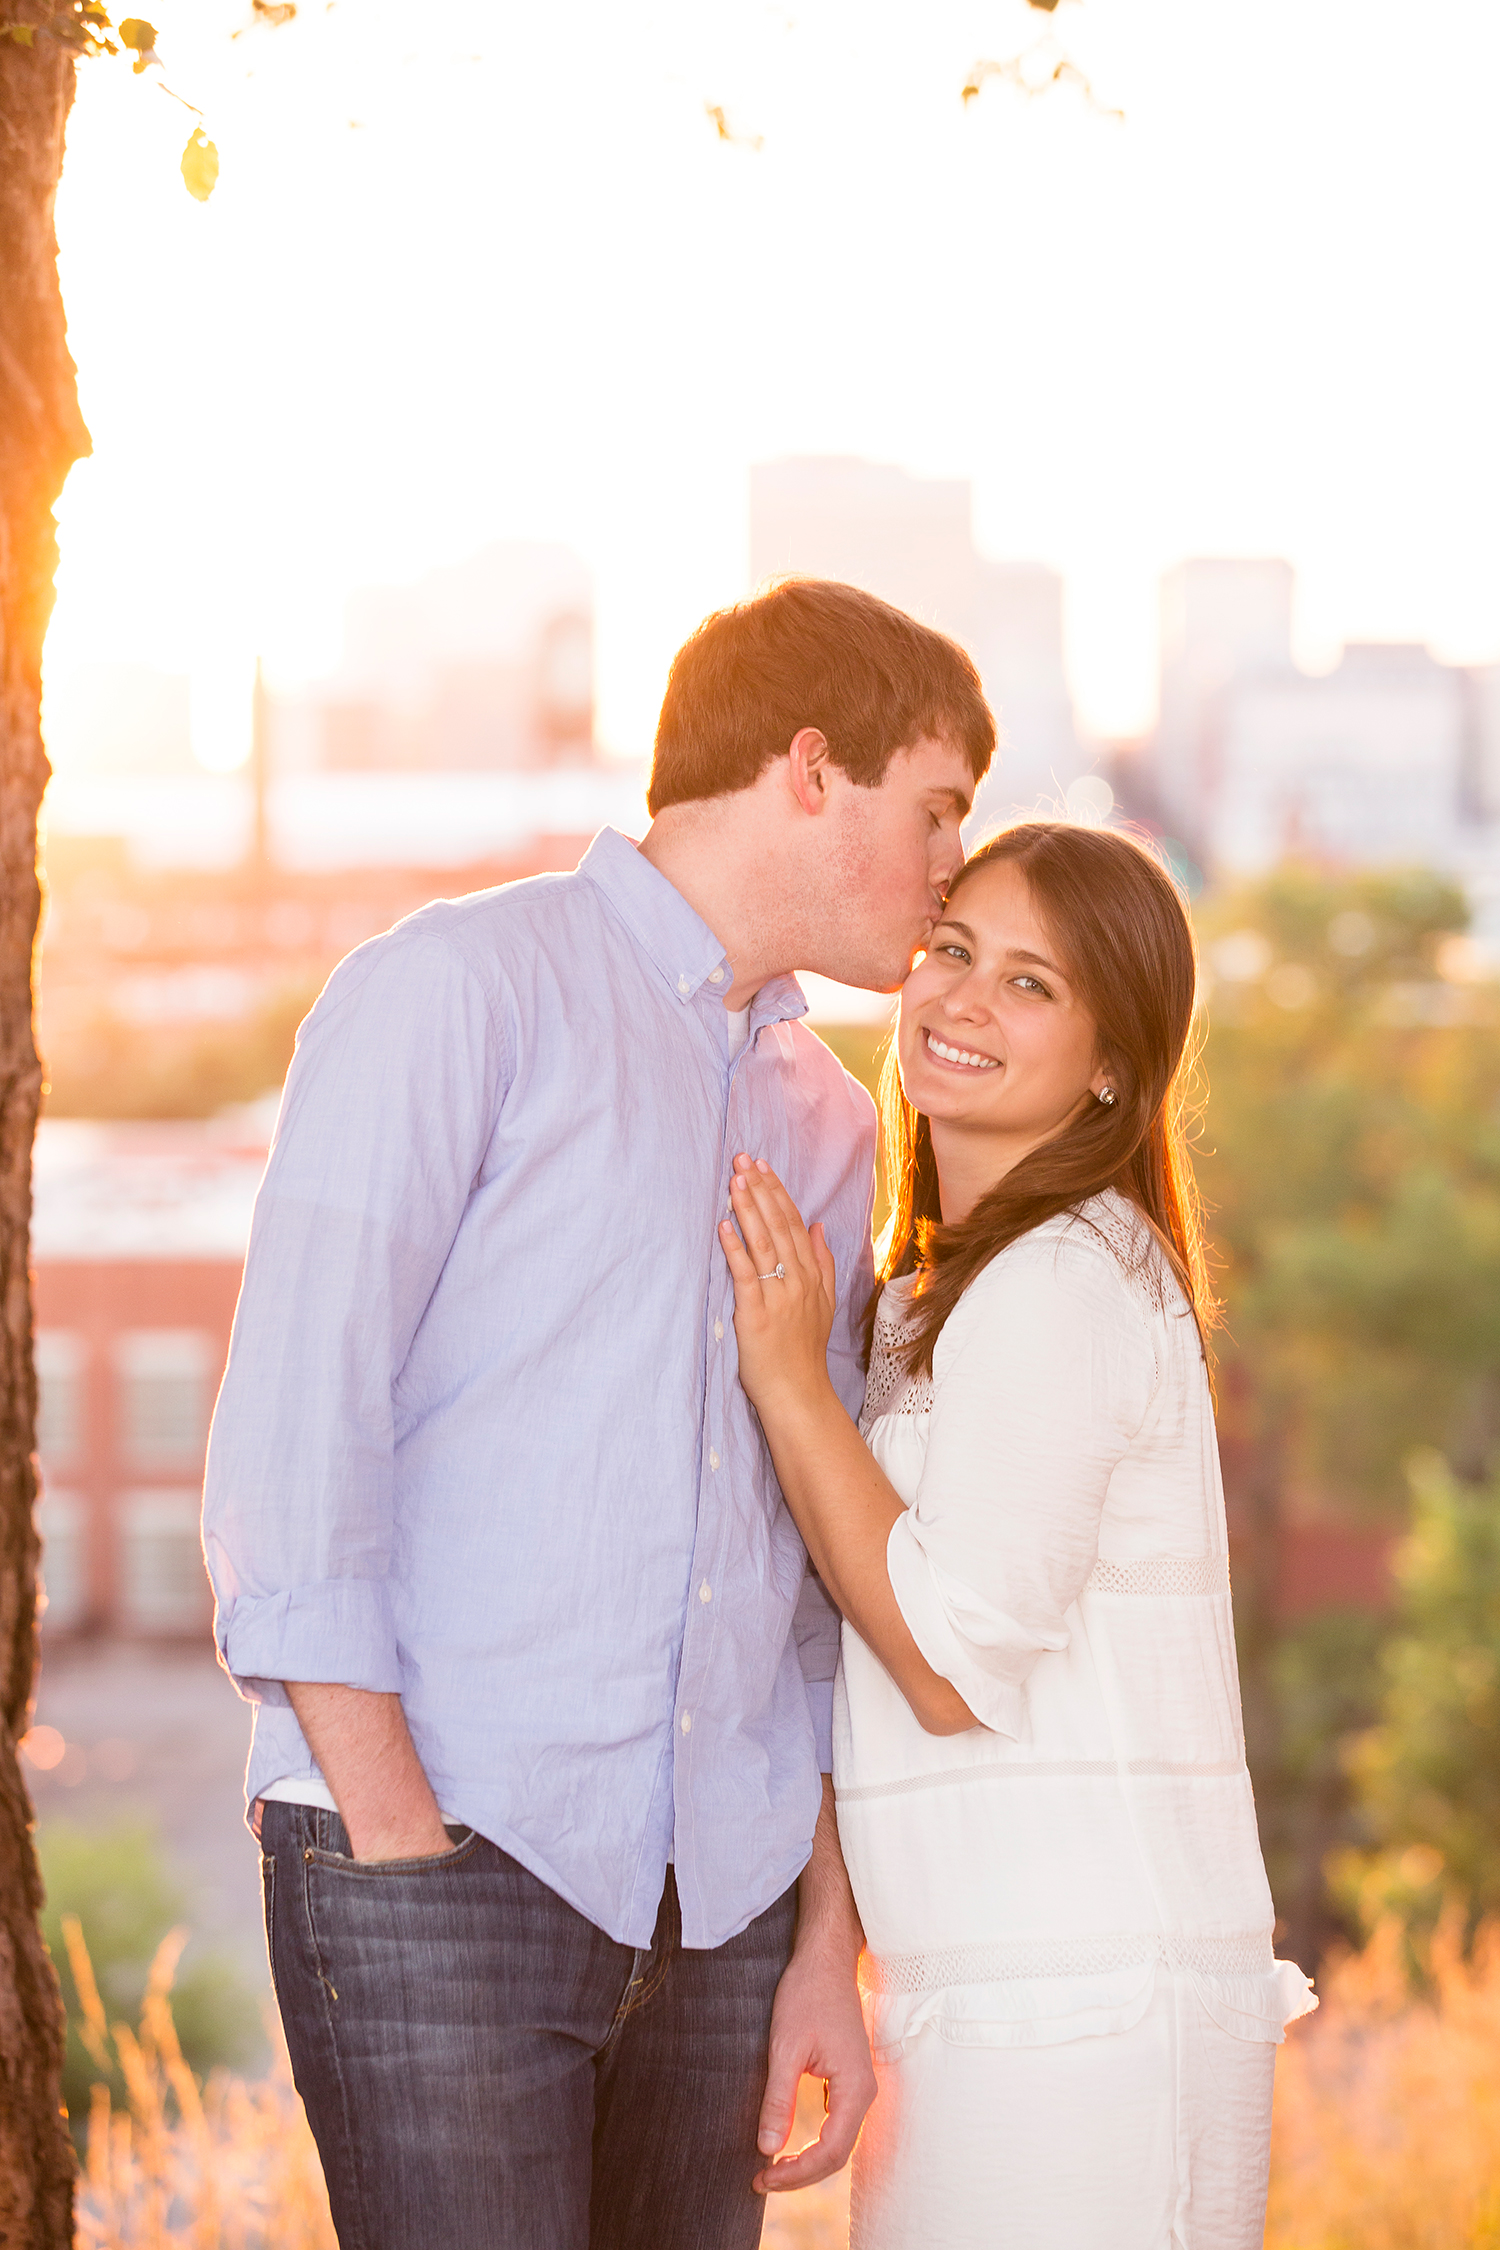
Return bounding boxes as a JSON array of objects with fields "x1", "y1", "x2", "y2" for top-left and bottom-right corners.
[
  {"x1": 1263, "y1": 1609, "x2": 1385, "y2": 1967},
  {"x1": 1192, "y1": 868, "x2": 1500, "y2": 1958},
  {"x1": 37, "y1": 1821, "x2": 261, "y2": 2138},
  {"x1": 1198, "y1": 867, "x2": 1500, "y2": 1516},
  {"x1": 1333, "y1": 1453, "x2": 1500, "y2": 1949}
]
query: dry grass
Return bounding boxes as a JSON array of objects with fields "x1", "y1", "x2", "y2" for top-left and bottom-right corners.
[
  {"x1": 63, "y1": 1915, "x2": 1500, "y2": 2247},
  {"x1": 1266, "y1": 1915, "x2": 1500, "y2": 2250},
  {"x1": 64, "y1": 1917, "x2": 336, "y2": 2250}
]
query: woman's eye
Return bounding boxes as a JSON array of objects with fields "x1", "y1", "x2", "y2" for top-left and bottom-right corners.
[
  {"x1": 939, "y1": 944, "x2": 971, "y2": 964},
  {"x1": 1013, "y1": 975, "x2": 1051, "y2": 997}
]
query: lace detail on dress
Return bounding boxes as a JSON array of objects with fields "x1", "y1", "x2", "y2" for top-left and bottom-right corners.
[
  {"x1": 1067, "y1": 1194, "x2": 1174, "y2": 1317},
  {"x1": 859, "y1": 1195, "x2": 1185, "y2": 1441},
  {"x1": 859, "y1": 1293, "x2": 933, "y2": 1434},
  {"x1": 864, "y1": 1928, "x2": 1273, "y2": 1995},
  {"x1": 1086, "y1": 1553, "x2": 1229, "y2": 1597}
]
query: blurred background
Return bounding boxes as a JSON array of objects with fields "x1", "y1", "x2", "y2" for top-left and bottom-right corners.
[{"x1": 22, "y1": 0, "x2": 1500, "y2": 2225}]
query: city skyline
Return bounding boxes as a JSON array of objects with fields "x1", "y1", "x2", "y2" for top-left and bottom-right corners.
[
  {"x1": 43, "y1": 493, "x2": 1499, "y2": 879},
  {"x1": 35, "y1": 0, "x2": 1500, "y2": 769}
]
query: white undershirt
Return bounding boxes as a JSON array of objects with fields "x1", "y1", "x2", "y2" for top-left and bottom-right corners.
[{"x1": 726, "y1": 1004, "x2": 752, "y2": 1056}]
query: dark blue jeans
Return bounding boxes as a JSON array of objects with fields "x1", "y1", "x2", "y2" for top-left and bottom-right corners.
[{"x1": 260, "y1": 1802, "x2": 798, "y2": 2249}]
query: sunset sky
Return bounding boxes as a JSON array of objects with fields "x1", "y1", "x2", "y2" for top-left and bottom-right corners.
[{"x1": 40, "y1": 0, "x2": 1500, "y2": 769}]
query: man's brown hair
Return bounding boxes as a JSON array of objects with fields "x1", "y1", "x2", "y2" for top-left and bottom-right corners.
[{"x1": 647, "y1": 578, "x2": 996, "y2": 815}]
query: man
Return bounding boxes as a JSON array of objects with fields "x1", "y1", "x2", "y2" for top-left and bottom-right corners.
[{"x1": 204, "y1": 576, "x2": 995, "y2": 2249}]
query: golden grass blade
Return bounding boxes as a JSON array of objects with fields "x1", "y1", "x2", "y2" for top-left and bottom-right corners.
[{"x1": 61, "y1": 1912, "x2": 114, "y2": 2076}]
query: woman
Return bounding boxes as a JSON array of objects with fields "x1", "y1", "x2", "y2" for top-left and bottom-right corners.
[{"x1": 721, "y1": 821, "x2": 1313, "y2": 2249}]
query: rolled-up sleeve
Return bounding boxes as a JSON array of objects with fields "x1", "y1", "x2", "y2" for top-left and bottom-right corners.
[
  {"x1": 202, "y1": 928, "x2": 511, "y2": 1706},
  {"x1": 885, "y1": 1235, "x2": 1155, "y2": 1738}
]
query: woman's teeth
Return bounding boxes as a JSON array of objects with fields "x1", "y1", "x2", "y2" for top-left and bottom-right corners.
[{"x1": 925, "y1": 1031, "x2": 999, "y2": 1070}]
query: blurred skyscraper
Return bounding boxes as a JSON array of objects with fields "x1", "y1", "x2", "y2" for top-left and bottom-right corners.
[
  {"x1": 750, "y1": 458, "x2": 1083, "y2": 820},
  {"x1": 1149, "y1": 558, "x2": 1500, "y2": 899},
  {"x1": 1154, "y1": 559, "x2": 1296, "y2": 846}
]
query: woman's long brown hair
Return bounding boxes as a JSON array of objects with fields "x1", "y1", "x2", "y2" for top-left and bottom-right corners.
[{"x1": 875, "y1": 820, "x2": 1215, "y2": 1375}]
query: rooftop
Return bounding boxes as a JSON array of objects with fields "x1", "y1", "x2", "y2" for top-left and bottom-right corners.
[{"x1": 32, "y1": 1104, "x2": 275, "y2": 1262}]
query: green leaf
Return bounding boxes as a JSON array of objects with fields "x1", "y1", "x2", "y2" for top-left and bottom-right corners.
[{"x1": 180, "y1": 127, "x2": 219, "y2": 201}]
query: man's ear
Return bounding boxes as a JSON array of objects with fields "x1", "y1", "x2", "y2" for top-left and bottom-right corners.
[{"x1": 785, "y1": 728, "x2": 833, "y2": 817}]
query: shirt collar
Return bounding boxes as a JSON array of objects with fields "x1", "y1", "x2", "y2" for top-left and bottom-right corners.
[{"x1": 578, "y1": 829, "x2": 808, "y2": 1026}]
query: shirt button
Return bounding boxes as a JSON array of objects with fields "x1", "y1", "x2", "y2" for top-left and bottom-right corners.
[
  {"x1": 680, "y1": 1712, "x2": 692, "y2": 1734},
  {"x1": 709, "y1": 967, "x2": 725, "y2": 984},
  {"x1": 714, "y1": 1320, "x2": 724, "y2": 1342},
  {"x1": 708, "y1": 1450, "x2": 720, "y2": 1471},
  {"x1": 677, "y1": 973, "x2": 691, "y2": 995},
  {"x1": 699, "y1": 1581, "x2": 712, "y2": 1604}
]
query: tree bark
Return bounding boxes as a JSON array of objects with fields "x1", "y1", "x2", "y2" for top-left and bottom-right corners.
[{"x1": 0, "y1": 19, "x2": 90, "y2": 2243}]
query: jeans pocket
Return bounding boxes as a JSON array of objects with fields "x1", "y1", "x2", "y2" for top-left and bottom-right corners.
[
  {"x1": 303, "y1": 1825, "x2": 481, "y2": 1876},
  {"x1": 260, "y1": 1851, "x2": 279, "y2": 2002}
]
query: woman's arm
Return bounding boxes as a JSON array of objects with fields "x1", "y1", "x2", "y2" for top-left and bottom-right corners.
[
  {"x1": 725, "y1": 1157, "x2": 1155, "y2": 1739},
  {"x1": 722, "y1": 1158, "x2": 976, "y2": 1735}
]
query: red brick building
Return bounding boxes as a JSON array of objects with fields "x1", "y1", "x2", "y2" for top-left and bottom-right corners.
[{"x1": 31, "y1": 1111, "x2": 269, "y2": 1636}]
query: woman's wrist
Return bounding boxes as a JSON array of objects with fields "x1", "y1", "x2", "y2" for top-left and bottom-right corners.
[{"x1": 750, "y1": 1369, "x2": 843, "y2": 1440}]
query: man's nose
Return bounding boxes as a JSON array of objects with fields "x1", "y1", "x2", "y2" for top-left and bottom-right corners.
[{"x1": 934, "y1": 840, "x2": 964, "y2": 893}]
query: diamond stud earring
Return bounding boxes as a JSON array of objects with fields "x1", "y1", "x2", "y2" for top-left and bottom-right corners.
[{"x1": 1097, "y1": 1087, "x2": 1117, "y2": 1108}]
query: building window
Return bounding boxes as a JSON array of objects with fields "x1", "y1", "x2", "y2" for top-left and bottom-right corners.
[
  {"x1": 119, "y1": 1490, "x2": 211, "y2": 1636},
  {"x1": 35, "y1": 1330, "x2": 86, "y2": 1466},
  {"x1": 35, "y1": 1492, "x2": 86, "y2": 1633},
  {"x1": 115, "y1": 1330, "x2": 214, "y2": 1469}
]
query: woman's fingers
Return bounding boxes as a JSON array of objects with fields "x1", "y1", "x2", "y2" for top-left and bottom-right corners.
[
  {"x1": 728, "y1": 1159, "x2": 836, "y2": 1312},
  {"x1": 751, "y1": 1164, "x2": 827, "y2": 1283},
  {"x1": 735, "y1": 1183, "x2": 806, "y2": 1288},
  {"x1": 718, "y1": 1216, "x2": 759, "y2": 1289},
  {"x1": 753, "y1": 1164, "x2": 813, "y2": 1246},
  {"x1": 734, "y1": 1168, "x2": 811, "y2": 1279},
  {"x1": 739, "y1": 1158, "x2": 807, "y2": 1234},
  {"x1": 729, "y1": 1175, "x2": 783, "y2": 1274}
]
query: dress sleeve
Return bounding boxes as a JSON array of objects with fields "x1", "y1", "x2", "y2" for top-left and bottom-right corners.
[
  {"x1": 202, "y1": 926, "x2": 512, "y2": 1707},
  {"x1": 885, "y1": 1233, "x2": 1156, "y2": 1739}
]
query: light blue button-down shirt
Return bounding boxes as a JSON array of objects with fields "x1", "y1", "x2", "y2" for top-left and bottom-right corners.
[{"x1": 203, "y1": 827, "x2": 877, "y2": 1949}]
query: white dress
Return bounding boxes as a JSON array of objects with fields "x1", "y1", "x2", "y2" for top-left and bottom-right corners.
[{"x1": 833, "y1": 1193, "x2": 1314, "y2": 2250}]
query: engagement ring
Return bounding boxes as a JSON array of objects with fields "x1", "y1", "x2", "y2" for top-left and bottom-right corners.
[{"x1": 757, "y1": 1263, "x2": 786, "y2": 1281}]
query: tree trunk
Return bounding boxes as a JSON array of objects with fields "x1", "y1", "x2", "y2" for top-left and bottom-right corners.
[{"x1": 0, "y1": 20, "x2": 90, "y2": 2243}]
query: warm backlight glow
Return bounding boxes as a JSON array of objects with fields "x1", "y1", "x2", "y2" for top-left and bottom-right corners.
[{"x1": 39, "y1": 0, "x2": 1500, "y2": 787}]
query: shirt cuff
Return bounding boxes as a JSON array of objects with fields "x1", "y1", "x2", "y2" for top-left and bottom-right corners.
[
  {"x1": 885, "y1": 1514, "x2": 1025, "y2": 1741},
  {"x1": 217, "y1": 1578, "x2": 403, "y2": 1707},
  {"x1": 804, "y1": 1676, "x2": 835, "y2": 1775}
]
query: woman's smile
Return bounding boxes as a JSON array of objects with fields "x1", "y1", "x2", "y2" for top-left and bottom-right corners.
[{"x1": 922, "y1": 1029, "x2": 1001, "y2": 1072}]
